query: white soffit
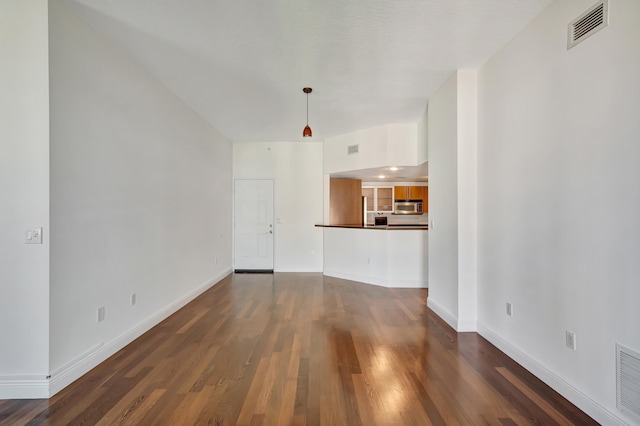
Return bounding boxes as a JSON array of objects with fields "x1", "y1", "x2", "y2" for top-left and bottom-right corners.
[
  {"x1": 332, "y1": 163, "x2": 429, "y2": 183},
  {"x1": 65, "y1": 0, "x2": 554, "y2": 142}
]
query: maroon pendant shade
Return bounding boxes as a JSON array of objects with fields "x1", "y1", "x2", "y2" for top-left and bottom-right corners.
[
  {"x1": 303, "y1": 124, "x2": 312, "y2": 137},
  {"x1": 303, "y1": 87, "x2": 312, "y2": 137}
]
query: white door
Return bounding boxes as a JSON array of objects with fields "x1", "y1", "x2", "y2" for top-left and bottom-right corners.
[{"x1": 234, "y1": 179, "x2": 274, "y2": 271}]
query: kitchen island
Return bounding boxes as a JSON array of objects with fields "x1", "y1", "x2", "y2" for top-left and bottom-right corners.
[{"x1": 317, "y1": 225, "x2": 428, "y2": 288}]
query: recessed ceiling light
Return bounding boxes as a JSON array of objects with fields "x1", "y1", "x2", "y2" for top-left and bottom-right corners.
[
  {"x1": 389, "y1": 167, "x2": 398, "y2": 171},
  {"x1": 378, "y1": 175, "x2": 386, "y2": 179}
]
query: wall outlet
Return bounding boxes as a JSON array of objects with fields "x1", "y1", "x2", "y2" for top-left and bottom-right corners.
[
  {"x1": 97, "y1": 306, "x2": 105, "y2": 322},
  {"x1": 130, "y1": 293, "x2": 136, "y2": 306},
  {"x1": 25, "y1": 227, "x2": 43, "y2": 244},
  {"x1": 566, "y1": 330, "x2": 577, "y2": 350},
  {"x1": 367, "y1": 257, "x2": 371, "y2": 264},
  {"x1": 506, "y1": 302, "x2": 513, "y2": 316}
]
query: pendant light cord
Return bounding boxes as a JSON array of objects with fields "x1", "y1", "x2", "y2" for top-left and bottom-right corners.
[{"x1": 302, "y1": 87, "x2": 313, "y2": 137}]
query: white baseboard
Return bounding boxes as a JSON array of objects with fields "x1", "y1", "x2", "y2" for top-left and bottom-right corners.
[
  {"x1": 477, "y1": 322, "x2": 628, "y2": 426},
  {"x1": 426, "y1": 297, "x2": 477, "y2": 332},
  {"x1": 0, "y1": 375, "x2": 49, "y2": 399},
  {"x1": 426, "y1": 297, "x2": 458, "y2": 330},
  {"x1": 275, "y1": 268, "x2": 324, "y2": 273},
  {"x1": 48, "y1": 269, "x2": 231, "y2": 397},
  {"x1": 48, "y1": 342, "x2": 104, "y2": 396},
  {"x1": 456, "y1": 319, "x2": 477, "y2": 332},
  {"x1": 324, "y1": 269, "x2": 428, "y2": 288}
]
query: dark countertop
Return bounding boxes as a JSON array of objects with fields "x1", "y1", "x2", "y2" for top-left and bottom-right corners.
[{"x1": 315, "y1": 224, "x2": 428, "y2": 230}]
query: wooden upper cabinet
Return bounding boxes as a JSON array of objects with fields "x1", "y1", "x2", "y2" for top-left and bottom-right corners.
[
  {"x1": 409, "y1": 186, "x2": 423, "y2": 200},
  {"x1": 422, "y1": 187, "x2": 428, "y2": 212},
  {"x1": 394, "y1": 186, "x2": 409, "y2": 200},
  {"x1": 394, "y1": 185, "x2": 425, "y2": 201}
]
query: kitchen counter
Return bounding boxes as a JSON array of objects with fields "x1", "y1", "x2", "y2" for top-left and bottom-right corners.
[
  {"x1": 315, "y1": 224, "x2": 428, "y2": 230},
  {"x1": 321, "y1": 226, "x2": 428, "y2": 288}
]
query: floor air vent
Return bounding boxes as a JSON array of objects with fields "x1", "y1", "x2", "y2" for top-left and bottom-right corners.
[
  {"x1": 347, "y1": 144, "x2": 359, "y2": 155},
  {"x1": 567, "y1": 0, "x2": 608, "y2": 49},
  {"x1": 617, "y1": 343, "x2": 640, "y2": 422}
]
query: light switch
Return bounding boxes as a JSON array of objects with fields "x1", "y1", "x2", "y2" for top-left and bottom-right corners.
[{"x1": 25, "y1": 227, "x2": 43, "y2": 244}]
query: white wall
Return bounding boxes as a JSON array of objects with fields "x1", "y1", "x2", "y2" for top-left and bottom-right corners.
[
  {"x1": 0, "y1": 0, "x2": 50, "y2": 396},
  {"x1": 416, "y1": 104, "x2": 429, "y2": 165},
  {"x1": 233, "y1": 142, "x2": 324, "y2": 272},
  {"x1": 48, "y1": 0, "x2": 232, "y2": 392},
  {"x1": 324, "y1": 123, "x2": 418, "y2": 174},
  {"x1": 426, "y1": 73, "x2": 460, "y2": 327},
  {"x1": 456, "y1": 70, "x2": 478, "y2": 331},
  {"x1": 386, "y1": 124, "x2": 419, "y2": 168},
  {"x1": 477, "y1": 0, "x2": 640, "y2": 423},
  {"x1": 426, "y1": 70, "x2": 479, "y2": 332}
]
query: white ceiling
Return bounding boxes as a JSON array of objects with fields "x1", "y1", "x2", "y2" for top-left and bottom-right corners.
[{"x1": 66, "y1": 0, "x2": 553, "y2": 143}]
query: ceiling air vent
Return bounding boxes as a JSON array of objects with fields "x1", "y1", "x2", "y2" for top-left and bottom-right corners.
[
  {"x1": 617, "y1": 343, "x2": 640, "y2": 422},
  {"x1": 567, "y1": 0, "x2": 608, "y2": 50},
  {"x1": 347, "y1": 144, "x2": 359, "y2": 155}
]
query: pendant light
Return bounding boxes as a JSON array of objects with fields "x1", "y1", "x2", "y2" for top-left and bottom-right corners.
[{"x1": 302, "y1": 87, "x2": 312, "y2": 137}]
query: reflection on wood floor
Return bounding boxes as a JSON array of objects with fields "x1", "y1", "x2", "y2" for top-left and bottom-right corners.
[{"x1": 0, "y1": 272, "x2": 597, "y2": 425}]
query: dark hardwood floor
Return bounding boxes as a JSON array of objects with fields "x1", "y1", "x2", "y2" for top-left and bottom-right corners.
[{"x1": 0, "y1": 273, "x2": 597, "y2": 425}]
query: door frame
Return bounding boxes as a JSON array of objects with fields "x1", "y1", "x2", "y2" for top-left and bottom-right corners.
[{"x1": 233, "y1": 178, "x2": 275, "y2": 272}]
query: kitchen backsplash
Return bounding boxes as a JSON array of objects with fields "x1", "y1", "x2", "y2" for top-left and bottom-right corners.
[{"x1": 367, "y1": 212, "x2": 428, "y2": 226}]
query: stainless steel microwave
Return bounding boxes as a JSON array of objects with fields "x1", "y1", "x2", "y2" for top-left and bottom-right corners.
[{"x1": 394, "y1": 200, "x2": 423, "y2": 214}]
